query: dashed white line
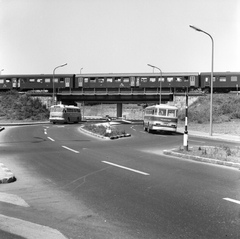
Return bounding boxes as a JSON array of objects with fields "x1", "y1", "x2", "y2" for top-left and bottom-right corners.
[
  {"x1": 62, "y1": 146, "x2": 79, "y2": 154},
  {"x1": 102, "y1": 161, "x2": 149, "y2": 175},
  {"x1": 223, "y1": 198, "x2": 240, "y2": 205},
  {"x1": 47, "y1": 137, "x2": 55, "y2": 141}
]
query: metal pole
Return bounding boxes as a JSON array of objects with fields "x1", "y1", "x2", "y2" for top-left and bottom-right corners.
[
  {"x1": 189, "y1": 25, "x2": 214, "y2": 136},
  {"x1": 147, "y1": 64, "x2": 162, "y2": 104},
  {"x1": 0, "y1": 69, "x2": 4, "y2": 75},
  {"x1": 52, "y1": 63, "x2": 67, "y2": 105},
  {"x1": 80, "y1": 67, "x2": 83, "y2": 74},
  {"x1": 183, "y1": 88, "x2": 188, "y2": 151}
]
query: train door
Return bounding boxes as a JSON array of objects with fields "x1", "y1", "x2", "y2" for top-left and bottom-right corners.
[
  {"x1": 12, "y1": 78, "x2": 17, "y2": 88},
  {"x1": 65, "y1": 77, "x2": 70, "y2": 88},
  {"x1": 130, "y1": 76, "x2": 135, "y2": 87},
  {"x1": 190, "y1": 76, "x2": 195, "y2": 87},
  {"x1": 77, "y1": 77, "x2": 83, "y2": 87},
  {"x1": 136, "y1": 77, "x2": 140, "y2": 87}
]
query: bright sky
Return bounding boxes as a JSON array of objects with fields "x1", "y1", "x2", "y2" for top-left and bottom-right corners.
[{"x1": 0, "y1": 0, "x2": 239, "y2": 75}]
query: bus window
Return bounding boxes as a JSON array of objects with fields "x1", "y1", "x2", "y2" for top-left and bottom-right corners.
[
  {"x1": 158, "y1": 109, "x2": 166, "y2": 116},
  {"x1": 167, "y1": 110, "x2": 175, "y2": 117}
]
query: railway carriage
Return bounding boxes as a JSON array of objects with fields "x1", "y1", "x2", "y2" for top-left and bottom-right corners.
[
  {"x1": 0, "y1": 74, "x2": 75, "y2": 92},
  {"x1": 200, "y1": 72, "x2": 240, "y2": 93}
]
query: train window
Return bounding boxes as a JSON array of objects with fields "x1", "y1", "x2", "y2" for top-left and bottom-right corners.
[
  {"x1": 53, "y1": 78, "x2": 58, "y2": 83},
  {"x1": 205, "y1": 77, "x2": 209, "y2": 82},
  {"x1": 219, "y1": 77, "x2": 226, "y2": 82},
  {"x1": 176, "y1": 77, "x2": 182, "y2": 82},
  {"x1": 37, "y1": 79, "x2": 43, "y2": 83},
  {"x1": 0, "y1": 79, "x2": 3, "y2": 84},
  {"x1": 231, "y1": 76, "x2": 237, "y2": 81},
  {"x1": 115, "y1": 78, "x2": 121, "y2": 82},
  {"x1": 6, "y1": 79, "x2": 11, "y2": 83},
  {"x1": 84, "y1": 78, "x2": 89, "y2": 83},
  {"x1": 141, "y1": 78, "x2": 147, "y2": 82},
  {"x1": 123, "y1": 78, "x2": 129, "y2": 82},
  {"x1": 184, "y1": 77, "x2": 189, "y2": 82},
  {"x1": 90, "y1": 78, "x2": 96, "y2": 83},
  {"x1": 107, "y1": 78, "x2": 113, "y2": 82},
  {"x1": 45, "y1": 78, "x2": 50, "y2": 83},
  {"x1": 158, "y1": 77, "x2": 164, "y2": 82},
  {"x1": 29, "y1": 78, "x2": 35, "y2": 83},
  {"x1": 60, "y1": 78, "x2": 64, "y2": 83},
  {"x1": 98, "y1": 78, "x2": 104, "y2": 83},
  {"x1": 150, "y1": 78, "x2": 156, "y2": 82},
  {"x1": 167, "y1": 77, "x2": 173, "y2": 82}
]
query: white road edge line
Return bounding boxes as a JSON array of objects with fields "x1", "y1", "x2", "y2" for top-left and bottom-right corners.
[
  {"x1": 48, "y1": 137, "x2": 55, "y2": 141},
  {"x1": 62, "y1": 146, "x2": 79, "y2": 154},
  {"x1": 102, "y1": 161, "x2": 149, "y2": 176},
  {"x1": 223, "y1": 198, "x2": 240, "y2": 205}
]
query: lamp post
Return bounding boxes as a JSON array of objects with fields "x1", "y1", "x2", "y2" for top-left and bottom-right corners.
[
  {"x1": 52, "y1": 63, "x2": 67, "y2": 105},
  {"x1": 0, "y1": 69, "x2": 4, "y2": 75},
  {"x1": 190, "y1": 25, "x2": 214, "y2": 136},
  {"x1": 147, "y1": 64, "x2": 162, "y2": 105},
  {"x1": 80, "y1": 67, "x2": 83, "y2": 74}
]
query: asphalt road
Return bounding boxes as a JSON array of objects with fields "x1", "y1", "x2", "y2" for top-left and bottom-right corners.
[{"x1": 0, "y1": 123, "x2": 240, "y2": 239}]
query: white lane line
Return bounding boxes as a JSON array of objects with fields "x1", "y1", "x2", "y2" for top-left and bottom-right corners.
[
  {"x1": 44, "y1": 129, "x2": 47, "y2": 135},
  {"x1": 48, "y1": 137, "x2": 55, "y2": 141},
  {"x1": 223, "y1": 198, "x2": 240, "y2": 205},
  {"x1": 62, "y1": 146, "x2": 79, "y2": 154},
  {"x1": 102, "y1": 161, "x2": 149, "y2": 176}
]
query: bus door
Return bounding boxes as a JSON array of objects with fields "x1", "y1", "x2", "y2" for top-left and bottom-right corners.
[
  {"x1": 65, "y1": 77, "x2": 70, "y2": 88},
  {"x1": 130, "y1": 77, "x2": 135, "y2": 87},
  {"x1": 77, "y1": 77, "x2": 83, "y2": 87}
]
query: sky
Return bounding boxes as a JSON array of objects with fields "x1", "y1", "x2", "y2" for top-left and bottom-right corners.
[{"x1": 0, "y1": 0, "x2": 239, "y2": 75}]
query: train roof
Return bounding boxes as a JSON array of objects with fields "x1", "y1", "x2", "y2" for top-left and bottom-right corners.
[
  {"x1": 200, "y1": 72, "x2": 240, "y2": 75},
  {"x1": 0, "y1": 74, "x2": 74, "y2": 78},
  {"x1": 145, "y1": 104, "x2": 178, "y2": 110},
  {"x1": 76, "y1": 72, "x2": 200, "y2": 77}
]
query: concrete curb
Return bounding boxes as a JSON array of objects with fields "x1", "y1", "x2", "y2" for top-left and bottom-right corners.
[
  {"x1": 79, "y1": 126, "x2": 131, "y2": 140},
  {"x1": 0, "y1": 163, "x2": 17, "y2": 184},
  {"x1": 163, "y1": 149, "x2": 240, "y2": 170}
]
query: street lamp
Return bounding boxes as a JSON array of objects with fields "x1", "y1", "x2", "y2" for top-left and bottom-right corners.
[
  {"x1": 190, "y1": 25, "x2": 214, "y2": 136},
  {"x1": 0, "y1": 69, "x2": 4, "y2": 75},
  {"x1": 80, "y1": 67, "x2": 83, "y2": 74},
  {"x1": 52, "y1": 63, "x2": 67, "y2": 105},
  {"x1": 147, "y1": 64, "x2": 162, "y2": 105}
]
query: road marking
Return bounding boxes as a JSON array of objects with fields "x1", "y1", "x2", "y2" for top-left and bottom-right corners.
[
  {"x1": 0, "y1": 193, "x2": 29, "y2": 207},
  {"x1": 48, "y1": 137, "x2": 55, "y2": 141},
  {"x1": 223, "y1": 198, "x2": 240, "y2": 205},
  {"x1": 62, "y1": 146, "x2": 79, "y2": 154},
  {"x1": 44, "y1": 129, "x2": 47, "y2": 135},
  {"x1": 102, "y1": 161, "x2": 149, "y2": 175}
]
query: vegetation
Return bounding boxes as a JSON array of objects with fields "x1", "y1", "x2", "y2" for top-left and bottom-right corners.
[
  {"x1": 83, "y1": 123, "x2": 128, "y2": 138},
  {"x1": 0, "y1": 90, "x2": 49, "y2": 121},
  {"x1": 177, "y1": 94, "x2": 240, "y2": 123}
]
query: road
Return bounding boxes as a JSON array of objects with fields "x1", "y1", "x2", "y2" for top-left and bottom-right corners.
[{"x1": 0, "y1": 123, "x2": 240, "y2": 239}]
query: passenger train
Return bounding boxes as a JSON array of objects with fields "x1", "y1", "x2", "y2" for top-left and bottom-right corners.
[{"x1": 0, "y1": 72, "x2": 239, "y2": 94}]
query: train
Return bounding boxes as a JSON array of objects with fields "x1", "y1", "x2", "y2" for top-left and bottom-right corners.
[{"x1": 0, "y1": 72, "x2": 239, "y2": 94}]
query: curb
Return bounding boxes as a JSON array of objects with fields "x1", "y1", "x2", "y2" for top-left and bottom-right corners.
[
  {"x1": 79, "y1": 126, "x2": 131, "y2": 140},
  {"x1": 0, "y1": 163, "x2": 17, "y2": 184},
  {"x1": 163, "y1": 149, "x2": 240, "y2": 170}
]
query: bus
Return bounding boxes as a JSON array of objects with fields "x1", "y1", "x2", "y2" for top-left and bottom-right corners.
[
  {"x1": 49, "y1": 104, "x2": 82, "y2": 124},
  {"x1": 143, "y1": 104, "x2": 178, "y2": 133}
]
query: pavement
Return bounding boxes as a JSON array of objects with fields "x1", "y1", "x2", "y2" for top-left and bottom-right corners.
[{"x1": 0, "y1": 121, "x2": 239, "y2": 184}]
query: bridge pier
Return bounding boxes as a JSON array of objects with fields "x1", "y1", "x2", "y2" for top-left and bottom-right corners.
[{"x1": 117, "y1": 103, "x2": 123, "y2": 118}]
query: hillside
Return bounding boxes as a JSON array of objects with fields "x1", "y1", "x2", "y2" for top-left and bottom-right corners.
[{"x1": 0, "y1": 90, "x2": 49, "y2": 121}]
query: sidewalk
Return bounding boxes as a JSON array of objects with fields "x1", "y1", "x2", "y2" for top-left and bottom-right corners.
[{"x1": 177, "y1": 127, "x2": 240, "y2": 143}]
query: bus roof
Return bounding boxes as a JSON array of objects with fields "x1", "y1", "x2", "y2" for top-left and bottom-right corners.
[
  {"x1": 145, "y1": 104, "x2": 178, "y2": 110},
  {"x1": 50, "y1": 104, "x2": 79, "y2": 108}
]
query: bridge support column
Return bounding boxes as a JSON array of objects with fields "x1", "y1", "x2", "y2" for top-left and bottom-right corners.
[{"x1": 117, "y1": 103, "x2": 123, "y2": 118}]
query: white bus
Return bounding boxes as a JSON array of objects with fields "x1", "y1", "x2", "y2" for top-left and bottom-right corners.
[
  {"x1": 49, "y1": 104, "x2": 82, "y2": 124},
  {"x1": 143, "y1": 104, "x2": 178, "y2": 133}
]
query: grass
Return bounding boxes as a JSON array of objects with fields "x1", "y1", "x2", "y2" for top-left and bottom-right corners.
[
  {"x1": 83, "y1": 123, "x2": 128, "y2": 138},
  {"x1": 176, "y1": 145, "x2": 240, "y2": 163}
]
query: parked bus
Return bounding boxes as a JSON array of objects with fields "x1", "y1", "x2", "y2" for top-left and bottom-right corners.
[
  {"x1": 143, "y1": 104, "x2": 178, "y2": 133},
  {"x1": 49, "y1": 104, "x2": 81, "y2": 124}
]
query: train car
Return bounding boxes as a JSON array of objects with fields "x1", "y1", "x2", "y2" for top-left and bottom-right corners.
[
  {"x1": 74, "y1": 72, "x2": 200, "y2": 93},
  {"x1": 0, "y1": 74, "x2": 75, "y2": 92},
  {"x1": 200, "y1": 72, "x2": 240, "y2": 93}
]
